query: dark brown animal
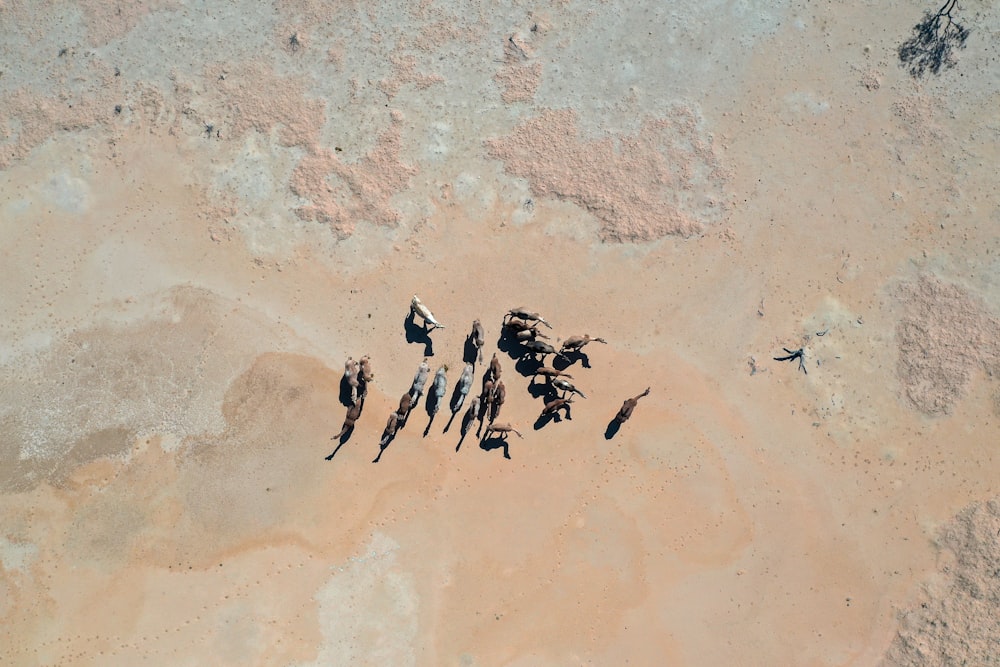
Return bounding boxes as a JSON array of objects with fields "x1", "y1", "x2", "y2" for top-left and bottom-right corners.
[
  {"x1": 489, "y1": 380, "x2": 506, "y2": 422},
  {"x1": 532, "y1": 366, "x2": 573, "y2": 381},
  {"x1": 615, "y1": 387, "x2": 650, "y2": 424},
  {"x1": 524, "y1": 340, "x2": 569, "y2": 362},
  {"x1": 397, "y1": 392, "x2": 413, "y2": 423},
  {"x1": 478, "y1": 379, "x2": 495, "y2": 422},
  {"x1": 332, "y1": 400, "x2": 364, "y2": 439},
  {"x1": 488, "y1": 352, "x2": 502, "y2": 383},
  {"x1": 506, "y1": 307, "x2": 552, "y2": 329},
  {"x1": 560, "y1": 335, "x2": 607, "y2": 354},
  {"x1": 461, "y1": 396, "x2": 479, "y2": 436}
]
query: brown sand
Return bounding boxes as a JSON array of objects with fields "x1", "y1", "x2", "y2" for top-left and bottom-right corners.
[{"x1": 1, "y1": 1, "x2": 999, "y2": 666}]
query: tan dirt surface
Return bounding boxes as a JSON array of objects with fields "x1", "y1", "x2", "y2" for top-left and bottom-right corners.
[{"x1": 1, "y1": 1, "x2": 998, "y2": 665}]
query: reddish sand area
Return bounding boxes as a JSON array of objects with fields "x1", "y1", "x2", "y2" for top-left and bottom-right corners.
[{"x1": 0, "y1": 1, "x2": 998, "y2": 665}]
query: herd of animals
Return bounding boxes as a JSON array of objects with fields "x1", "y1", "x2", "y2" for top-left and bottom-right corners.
[{"x1": 326, "y1": 295, "x2": 651, "y2": 462}]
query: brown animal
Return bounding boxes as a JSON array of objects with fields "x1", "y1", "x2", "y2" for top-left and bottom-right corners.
[
  {"x1": 504, "y1": 317, "x2": 548, "y2": 338},
  {"x1": 615, "y1": 387, "x2": 650, "y2": 424},
  {"x1": 379, "y1": 411, "x2": 399, "y2": 447},
  {"x1": 524, "y1": 340, "x2": 569, "y2": 362},
  {"x1": 503, "y1": 316, "x2": 536, "y2": 333},
  {"x1": 560, "y1": 335, "x2": 607, "y2": 354},
  {"x1": 488, "y1": 352, "x2": 502, "y2": 383},
  {"x1": 461, "y1": 396, "x2": 479, "y2": 436},
  {"x1": 469, "y1": 320, "x2": 485, "y2": 362},
  {"x1": 540, "y1": 396, "x2": 573, "y2": 418},
  {"x1": 332, "y1": 399, "x2": 364, "y2": 440},
  {"x1": 532, "y1": 366, "x2": 573, "y2": 381},
  {"x1": 478, "y1": 379, "x2": 495, "y2": 422},
  {"x1": 506, "y1": 307, "x2": 552, "y2": 329},
  {"x1": 397, "y1": 392, "x2": 413, "y2": 423},
  {"x1": 489, "y1": 379, "x2": 506, "y2": 422},
  {"x1": 359, "y1": 355, "x2": 374, "y2": 382},
  {"x1": 514, "y1": 328, "x2": 548, "y2": 342},
  {"x1": 484, "y1": 422, "x2": 523, "y2": 439}
]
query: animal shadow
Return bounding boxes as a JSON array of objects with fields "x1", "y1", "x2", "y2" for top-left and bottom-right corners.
[
  {"x1": 372, "y1": 434, "x2": 395, "y2": 463},
  {"x1": 404, "y1": 311, "x2": 435, "y2": 357},
  {"x1": 480, "y1": 435, "x2": 511, "y2": 459},
  {"x1": 462, "y1": 336, "x2": 479, "y2": 365},
  {"x1": 496, "y1": 333, "x2": 528, "y2": 361},
  {"x1": 527, "y1": 381, "x2": 558, "y2": 400},
  {"x1": 533, "y1": 413, "x2": 557, "y2": 430},
  {"x1": 325, "y1": 427, "x2": 355, "y2": 460},
  {"x1": 514, "y1": 355, "x2": 542, "y2": 378},
  {"x1": 338, "y1": 375, "x2": 355, "y2": 406},
  {"x1": 604, "y1": 419, "x2": 621, "y2": 440},
  {"x1": 555, "y1": 350, "x2": 589, "y2": 370}
]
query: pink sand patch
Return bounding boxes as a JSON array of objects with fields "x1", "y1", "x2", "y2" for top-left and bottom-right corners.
[
  {"x1": 290, "y1": 121, "x2": 417, "y2": 238},
  {"x1": 896, "y1": 275, "x2": 1000, "y2": 415}
]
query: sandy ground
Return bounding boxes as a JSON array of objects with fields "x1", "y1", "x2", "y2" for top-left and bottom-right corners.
[{"x1": 1, "y1": 1, "x2": 999, "y2": 665}]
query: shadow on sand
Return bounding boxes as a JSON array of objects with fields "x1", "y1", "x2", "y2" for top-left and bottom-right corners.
[
  {"x1": 480, "y1": 435, "x2": 511, "y2": 459},
  {"x1": 404, "y1": 311, "x2": 435, "y2": 357}
]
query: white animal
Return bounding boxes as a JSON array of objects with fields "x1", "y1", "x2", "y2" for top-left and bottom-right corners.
[{"x1": 411, "y1": 295, "x2": 445, "y2": 329}]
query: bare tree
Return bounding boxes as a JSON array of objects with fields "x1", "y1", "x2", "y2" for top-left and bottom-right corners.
[{"x1": 899, "y1": 0, "x2": 970, "y2": 78}]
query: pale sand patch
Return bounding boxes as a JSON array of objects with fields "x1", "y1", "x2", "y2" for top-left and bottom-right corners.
[{"x1": 484, "y1": 107, "x2": 729, "y2": 241}]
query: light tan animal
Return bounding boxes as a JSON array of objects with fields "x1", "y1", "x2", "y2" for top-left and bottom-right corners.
[
  {"x1": 344, "y1": 357, "x2": 360, "y2": 404},
  {"x1": 411, "y1": 295, "x2": 445, "y2": 329},
  {"x1": 484, "y1": 422, "x2": 523, "y2": 439},
  {"x1": 615, "y1": 387, "x2": 650, "y2": 424},
  {"x1": 560, "y1": 335, "x2": 607, "y2": 354},
  {"x1": 359, "y1": 355, "x2": 374, "y2": 382}
]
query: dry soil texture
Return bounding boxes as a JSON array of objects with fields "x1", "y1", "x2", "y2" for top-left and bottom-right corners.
[{"x1": 1, "y1": 1, "x2": 999, "y2": 666}]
